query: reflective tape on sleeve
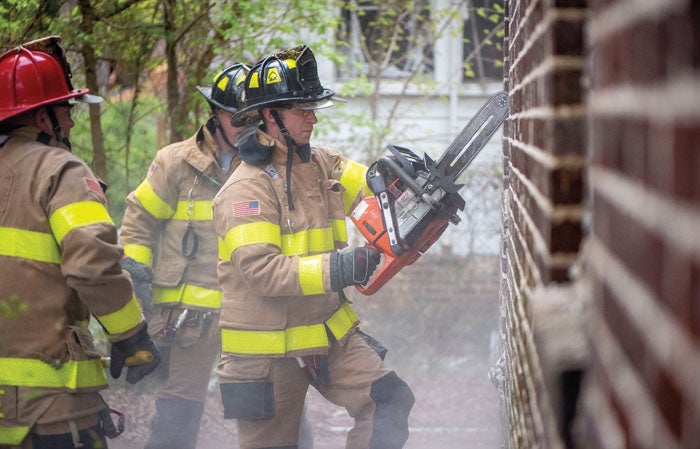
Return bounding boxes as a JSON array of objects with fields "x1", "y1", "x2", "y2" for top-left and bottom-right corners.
[
  {"x1": 123, "y1": 243, "x2": 153, "y2": 268},
  {"x1": 49, "y1": 201, "x2": 114, "y2": 244},
  {"x1": 94, "y1": 295, "x2": 143, "y2": 335},
  {"x1": 133, "y1": 179, "x2": 175, "y2": 220},
  {"x1": 339, "y1": 160, "x2": 369, "y2": 213},
  {"x1": 298, "y1": 254, "x2": 324, "y2": 295}
]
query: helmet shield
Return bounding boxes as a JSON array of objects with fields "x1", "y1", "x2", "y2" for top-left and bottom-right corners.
[{"x1": 231, "y1": 45, "x2": 335, "y2": 126}]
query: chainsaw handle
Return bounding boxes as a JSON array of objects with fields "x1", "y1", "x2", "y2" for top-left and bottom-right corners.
[
  {"x1": 355, "y1": 249, "x2": 420, "y2": 296},
  {"x1": 375, "y1": 156, "x2": 425, "y2": 199}
]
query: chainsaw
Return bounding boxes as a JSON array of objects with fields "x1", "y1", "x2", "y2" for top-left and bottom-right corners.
[{"x1": 350, "y1": 91, "x2": 508, "y2": 295}]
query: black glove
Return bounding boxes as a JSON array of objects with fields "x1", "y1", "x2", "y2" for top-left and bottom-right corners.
[
  {"x1": 330, "y1": 247, "x2": 381, "y2": 291},
  {"x1": 109, "y1": 325, "x2": 160, "y2": 384},
  {"x1": 120, "y1": 257, "x2": 153, "y2": 313},
  {"x1": 301, "y1": 355, "x2": 330, "y2": 388}
]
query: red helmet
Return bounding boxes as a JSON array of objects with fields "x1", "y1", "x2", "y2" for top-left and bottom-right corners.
[{"x1": 0, "y1": 46, "x2": 100, "y2": 123}]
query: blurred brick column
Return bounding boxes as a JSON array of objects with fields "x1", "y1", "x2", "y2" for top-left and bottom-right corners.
[
  {"x1": 500, "y1": 0, "x2": 588, "y2": 447},
  {"x1": 579, "y1": 0, "x2": 700, "y2": 448}
]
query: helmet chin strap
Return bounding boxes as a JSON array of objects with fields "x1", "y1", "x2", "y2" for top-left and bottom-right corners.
[
  {"x1": 45, "y1": 106, "x2": 71, "y2": 149},
  {"x1": 208, "y1": 115, "x2": 237, "y2": 152},
  {"x1": 270, "y1": 109, "x2": 297, "y2": 211}
]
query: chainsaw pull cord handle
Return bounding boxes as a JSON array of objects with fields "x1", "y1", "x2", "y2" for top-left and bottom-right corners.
[{"x1": 375, "y1": 156, "x2": 439, "y2": 208}]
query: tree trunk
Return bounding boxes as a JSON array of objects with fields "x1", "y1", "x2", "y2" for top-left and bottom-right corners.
[{"x1": 77, "y1": 0, "x2": 108, "y2": 182}]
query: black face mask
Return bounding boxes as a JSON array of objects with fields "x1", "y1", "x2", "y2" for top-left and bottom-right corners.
[{"x1": 235, "y1": 126, "x2": 273, "y2": 166}]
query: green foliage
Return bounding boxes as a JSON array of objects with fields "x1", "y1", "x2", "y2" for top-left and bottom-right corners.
[{"x1": 70, "y1": 96, "x2": 162, "y2": 225}]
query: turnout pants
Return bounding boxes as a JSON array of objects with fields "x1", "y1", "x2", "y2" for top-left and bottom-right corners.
[
  {"x1": 144, "y1": 308, "x2": 220, "y2": 449},
  {"x1": 217, "y1": 330, "x2": 415, "y2": 449}
]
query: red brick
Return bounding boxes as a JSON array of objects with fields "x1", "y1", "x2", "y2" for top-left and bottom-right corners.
[
  {"x1": 653, "y1": 369, "x2": 683, "y2": 440},
  {"x1": 620, "y1": 118, "x2": 649, "y2": 185},
  {"x1": 661, "y1": 246, "x2": 693, "y2": 329},
  {"x1": 552, "y1": 18, "x2": 584, "y2": 57},
  {"x1": 548, "y1": 115, "x2": 586, "y2": 156},
  {"x1": 628, "y1": 18, "x2": 664, "y2": 83},
  {"x1": 671, "y1": 123, "x2": 700, "y2": 203},
  {"x1": 691, "y1": 261, "x2": 700, "y2": 339},
  {"x1": 589, "y1": 115, "x2": 623, "y2": 168}
]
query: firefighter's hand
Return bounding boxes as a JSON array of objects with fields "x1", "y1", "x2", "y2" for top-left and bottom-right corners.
[
  {"x1": 109, "y1": 325, "x2": 160, "y2": 384},
  {"x1": 120, "y1": 257, "x2": 153, "y2": 312},
  {"x1": 330, "y1": 247, "x2": 381, "y2": 291}
]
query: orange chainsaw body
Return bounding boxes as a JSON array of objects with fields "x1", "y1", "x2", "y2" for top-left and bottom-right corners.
[
  {"x1": 350, "y1": 194, "x2": 451, "y2": 295},
  {"x1": 349, "y1": 91, "x2": 508, "y2": 295}
]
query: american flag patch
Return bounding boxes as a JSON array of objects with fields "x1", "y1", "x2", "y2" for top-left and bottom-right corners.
[
  {"x1": 84, "y1": 177, "x2": 105, "y2": 199},
  {"x1": 233, "y1": 200, "x2": 260, "y2": 216}
]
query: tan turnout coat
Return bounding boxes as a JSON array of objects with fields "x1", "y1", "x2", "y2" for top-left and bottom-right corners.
[{"x1": 0, "y1": 126, "x2": 144, "y2": 444}]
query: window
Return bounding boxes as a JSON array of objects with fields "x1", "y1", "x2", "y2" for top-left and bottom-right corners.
[
  {"x1": 337, "y1": 0, "x2": 433, "y2": 79},
  {"x1": 462, "y1": 0, "x2": 505, "y2": 82}
]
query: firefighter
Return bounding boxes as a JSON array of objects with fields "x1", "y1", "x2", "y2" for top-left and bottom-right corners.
[
  {"x1": 213, "y1": 45, "x2": 415, "y2": 449},
  {"x1": 0, "y1": 37, "x2": 160, "y2": 449},
  {"x1": 118, "y1": 63, "x2": 314, "y2": 449}
]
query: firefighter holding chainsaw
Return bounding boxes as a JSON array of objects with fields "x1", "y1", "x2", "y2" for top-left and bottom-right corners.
[
  {"x1": 0, "y1": 37, "x2": 160, "y2": 449},
  {"x1": 119, "y1": 63, "x2": 314, "y2": 449},
  {"x1": 213, "y1": 45, "x2": 415, "y2": 449}
]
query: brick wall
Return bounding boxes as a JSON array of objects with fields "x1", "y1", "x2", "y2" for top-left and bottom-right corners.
[
  {"x1": 501, "y1": 0, "x2": 700, "y2": 448},
  {"x1": 580, "y1": 0, "x2": 700, "y2": 447},
  {"x1": 501, "y1": 0, "x2": 588, "y2": 447}
]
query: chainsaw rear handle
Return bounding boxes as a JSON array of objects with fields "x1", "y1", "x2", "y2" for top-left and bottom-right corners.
[
  {"x1": 356, "y1": 216, "x2": 450, "y2": 295},
  {"x1": 355, "y1": 249, "x2": 420, "y2": 296},
  {"x1": 372, "y1": 155, "x2": 439, "y2": 208}
]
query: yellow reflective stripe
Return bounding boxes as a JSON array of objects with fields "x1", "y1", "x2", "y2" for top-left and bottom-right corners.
[
  {"x1": 123, "y1": 243, "x2": 153, "y2": 267},
  {"x1": 223, "y1": 222, "x2": 338, "y2": 259},
  {"x1": 218, "y1": 237, "x2": 229, "y2": 261},
  {"x1": 94, "y1": 295, "x2": 143, "y2": 335},
  {"x1": 281, "y1": 227, "x2": 335, "y2": 256},
  {"x1": 331, "y1": 219, "x2": 348, "y2": 244},
  {"x1": 0, "y1": 357, "x2": 107, "y2": 389},
  {"x1": 298, "y1": 254, "x2": 324, "y2": 295},
  {"x1": 339, "y1": 160, "x2": 369, "y2": 213},
  {"x1": 172, "y1": 200, "x2": 213, "y2": 221},
  {"x1": 220, "y1": 303, "x2": 357, "y2": 356},
  {"x1": 221, "y1": 323, "x2": 329, "y2": 355},
  {"x1": 325, "y1": 302, "x2": 359, "y2": 341},
  {"x1": 152, "y1": 284, "x2": 222, "y2": 309},
  {"x1": 0, "y1": 425, "x2": 30, "y2": 445},
  {"x1": 0, "y1": 227, "x2": 61, "y2": 263},
  {"x1": 49, "y1": 201, "x2": 113, "y2": 244},
  {"x1": 223, "y1": 222, "x2": 281, "y2": 257},
  {"x1": 134, "y1": 179, "x2": 174, "y2": 219}
]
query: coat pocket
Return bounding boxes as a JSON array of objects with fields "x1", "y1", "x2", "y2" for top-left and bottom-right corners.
[
  {"x1": 216, "y1": 356, "x2": 272, "y2": 381},
  {"x1": 66, "y1": 325, "x2": 103, "y2": 360},
  {"x1": 325, "y1": 179, "x2": 347, "y2": 217}
]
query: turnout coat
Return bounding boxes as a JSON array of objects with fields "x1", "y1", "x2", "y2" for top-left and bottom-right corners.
[
  {"x1": 213, "y1": 129, "x2": 369, "y2": 362},
  {"x1": 0, "y1": 126, "x2": 144, "y2": 445}
]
